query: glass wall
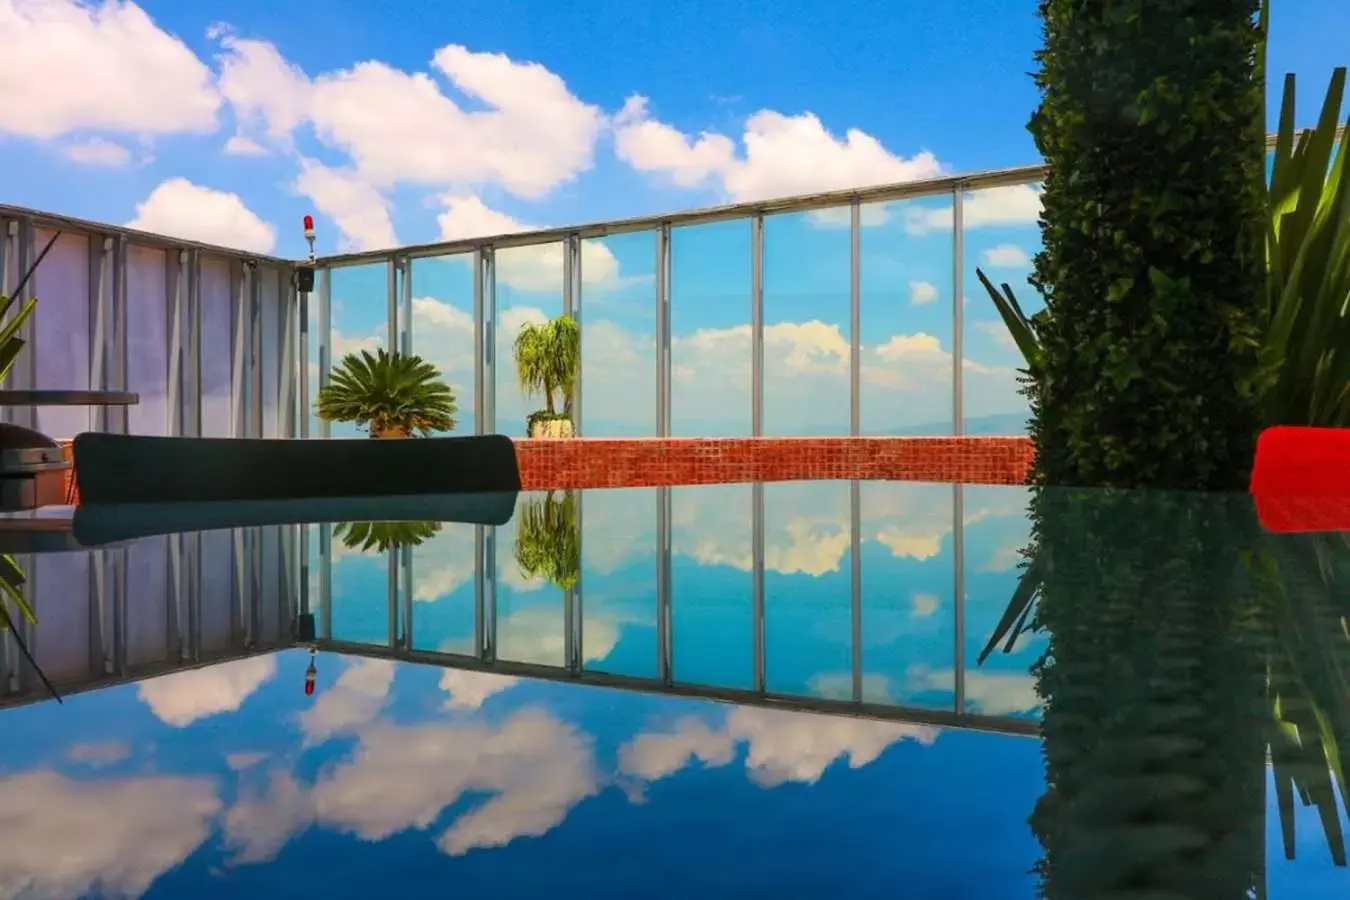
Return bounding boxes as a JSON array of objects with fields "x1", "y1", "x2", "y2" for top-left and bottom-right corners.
[
  {"x1": 259, "y1": 265, "x2": 283, "y2": 438},
  {"x1": 671, "y1": 220, "x2": 752, "y2": 436},
  {"x1": 494, "y1": 244, "x2": 565, "y2": 438},
  {"x1": 125, "y1": 243, "x2": 169, "y2": 436},
  {"x1": 408, "y1": 254, "x2": 475, "y2": 435},
  {"x1": 580, "y1": 231, "x2": 657, "y2": 437},
  {"x1": 408, "y1": 521, "x2": 478, "y2": 655},
  {"x1": 201, "y1": 257, "x2": 235, "y2": 438},
  {"x1": 32, "y1": 230, "x2": 90, "y2": 440},
  {"x1": 859, "y1": 195, "x2": 955, "y2": 436},
  {"x1": 763, "y1": 210, "x2": 851, "y2": 436},
  {"x1": 327, "y1": 263, "x2": 388, "y2": 438},
  {"x1": 960, "y1": 182, "x2": 1045, "y2": 435}
]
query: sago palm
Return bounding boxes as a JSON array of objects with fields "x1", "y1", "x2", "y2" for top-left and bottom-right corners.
[
  {"x1": 333, "y1": 520, "x2": 444, "y2": 553},
  {"x1": 316, "y1": 349, "x2": 457, "y2": 437},
  {"x1": 512, "y1": 316, "x2": 581, "y2": 420}
]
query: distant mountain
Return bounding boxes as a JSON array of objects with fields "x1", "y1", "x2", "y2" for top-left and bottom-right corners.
[{"x1": 890, "y1": 413, "x2": 1031, "y2": 436}]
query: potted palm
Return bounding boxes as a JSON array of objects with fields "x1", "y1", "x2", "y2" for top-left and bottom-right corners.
[
  {"x1": 316, "y1": 349, "x2": 458, "y2": 438},
  {"x1": 512, "y1": 491, "x2": 580, "y2": 590},
  {"x1": 512, "y1": 316, "x2": 580, "y2": 438}
]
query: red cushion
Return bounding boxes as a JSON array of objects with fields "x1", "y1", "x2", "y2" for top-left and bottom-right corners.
[{"x1": 1250, "y1": 426, "x2": 1350, "y2": 533}]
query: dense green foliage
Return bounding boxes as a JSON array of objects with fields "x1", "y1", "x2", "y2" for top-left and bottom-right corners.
[
  {"x1": 513, "y1": 491, "x2": 580, "y2": 590},
  {"x1": 513, "y1": 316, "x2": 580, "y2": 428},
  {"x1": 315, "y1": 349, "x2": 457, "y2": 437},
  {"x1": 1027, "y1": 0, "x2": 1267, "y2": 489}
]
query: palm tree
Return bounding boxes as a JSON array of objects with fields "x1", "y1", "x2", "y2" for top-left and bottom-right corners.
[
  {"x1": 332, "y1": 520, "x2": 444, "y2": 554},
  {"x1": 315, "y1": 349, "x2": 457, "y2": 438},
  {"x1": 512, "y1": 491, "x2": 580, "y2": 590},
  {"x1": 512, "y1": 316, "x2": 580, "y2": 436}
]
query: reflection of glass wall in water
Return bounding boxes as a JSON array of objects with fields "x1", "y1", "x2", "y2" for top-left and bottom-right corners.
[
  {"x1": 125, "y1": 244, "x2": 168, "y2": 436},
  {"x1": 580, "y1": 487, "x2": 659, "y2": 678},
  {"x1": 494, "y1": 244, "x2": 565, "y2": 438},
  {"x1": 409, "y1": 522, "x2": 478, "y2": 655},
  {"x1": 859, "y1": 196, "x2": 954, "y2": 436},
  {"x1": 762, "y1": 211, "x2": 850, "y2": 437},
  {"x1": 31, "y1": 231, "x2": 90, "y2": 440},
  {"x1": 408, "y1": 255, "x2": 475, "y2": 435},
  {"x1": 763, "y1": 481, "x2": 852, "y2": 695},
  {"x1": 671, "y1": 483, "x2": 754, "y2": 688},
  {"x1": 857, "y1": 481, "x2": 957, "y2": 707},
  {"x1": 327, "y1": 263, "x2": 389, "y2": 439},
  {"x1": 961, "y1": 485, "x2": 1044, "y2": 720},
  {"x1": 580, "y1": 231, "x2": 657, "y2": 437},
  {"x1": 328, "y1": 531, "x2": 393, "y2": 646},
  {"x1": 960, "y1": 181, "x2": 1045, "y2": 435},
  {"x1": 495, "y1": 491, "x2": 570, "y2": 666},
  {"x1": 670, "y1": 220, "x2": 752, "y2": 437}
]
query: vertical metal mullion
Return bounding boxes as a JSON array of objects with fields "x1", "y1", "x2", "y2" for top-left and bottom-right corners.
[
  {"x1": 298, "y1": 278, "x2": 310, "y2": 439},
  {"x1": 278, "y1": 270, "x2": 297, "y2": 438},
  {"x1": 656, "y1": 225, "x2": 671, "y2": 437},
  {"x1": 473, "y1": 525, "x2": 485, "y2": 654},
  {"x1": 484, "y1": 249, "x2": 497, "y2": 434},
  {"x1": 231, "y1": 263, "x2": 248, "y2": 438},
  {"x1": 573, "y1": 493, "x2": 584, "y2": 669},
  {"x1": 319, "y1": 524, "x2": 332, "y2": 640},
  {"x1": 188, "y1": 251, "x2": 203, "y2": 438},
  {"x1": 849, "y1": 199, "x2": 862, "y2": 437},
  {"x1": 90, "y1": 237, "x2": 111, "y2": 434},
  {"x1": 0, "y1": 220, "x2": 11, "y2": 427},
  {"x1": 473, "y1": 250, "x2": 484, "y2": 436},
  {"x1": 400, "y1": 256, "x2": 413, "y2": 357},
  {"x1": 750, "y1": 214, "x2": 764, "y2": 437},
  {"x1": 400, "y1": 544, "x2": 413, "y2": 650},
  {"x1": 249, "y1": 265, "x2": 263, "y2": 439},
  {"x1": 168, "y1": 251, "x2": 185, "y2": 436},
  {"x1": 954, "y1": 484, "x2": 966, "y2": 715},
  {"x1": 114, "y1": 546, "x2": 128, "y2": 675},
  {"x1": 386, "y1": 551, "x2": 398, "y2": 649},
  {"x1": 566, "y1": 234, "x2": 583, "y2": 435},
  {"x1": 318, "y1": 267, "x2": 331, "y2": 438},
  {"x1": 483, "y1": 526, "x2": 497, "y2": 662},
  {"x1": 952, "y1": 188, "x2": 965, "y2": 436},
  {"x1": 13, "y1": 219, "x2": 35, "y2": 429},
  {"x1": 91, "y1": 548, "x2": 112, "y2": 675},
  {"x1": 234, "y1": 528, "x2": 253, "y2": 646},
  {"x1": 113, "y1": 237, "x2": 128, "y2": 435},
  {"x1": 752, "y1": 483, "x2": 765, "y2": 693},
  {"x1": 656, "y1": 486, "x2": 672, "y2": 684},
  {"x1": 386, "y1": 257, "x2": 398, "y2": 353},
  {"x1": 850, "y1": 480, "x2": 863, "y2": 703}
]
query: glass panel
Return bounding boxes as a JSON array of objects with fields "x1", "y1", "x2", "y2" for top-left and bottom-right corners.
[
  {"x1": 200, "y1": 257, "x2": 234, "y2": 438},
  {"x1": 671, "y1": 220, "x2": 751, "y2": 436},
  {"x1": 259, "y1": 265, "x2": 281, "y2": 438},
  {"x1": 200, "y1": 528, "x2": 237, "y2": 654},
  {"x1": 328, "y1": 529, "x2": 391, "y2": 646},
  {"x1": 859, "y1": 195, "x2": 954, "y2": 435},
  {"x1": 671, "y1": 483, "x2": 753, "y2": 688},
  {"x1": 409, "y1": 522, "x2": 478, "y2": 655},
  {"x1": 495, "y1": 243, "x2": 565, "y2": 438},
  {"x1": 961, "y1": 181, "x2": 1045, "y2": 435},
  {"x1": 125, "y1": 244, "x2": 168, "y2": 436},
  {"x1": 327, "y1": 263, "x2": 388, "y2": 439},
  {"x1": 31, "y1": 553, "x2": 92, "y2": 683},
  {"x1": 763, "y1": 210, "x2": 851, "y2": 436},
  {"x1": 408, "y1": 255, "x2": 474, "y2": 436},
  {"x1": 764, "y1": 481, "x2": 852, "y2": 696},
  {"x1": 33, "y1": 231, "x2": 90, "y2": 439},
  {"x1": 580, "y1": 231, "x2": 657, "y2": 436},
  {"x1": 495, "y1": 490, "x2": 569, "y2": 666},
  {"x1": 581, "y1": 486, "x2": 659, "y2": 678},
  {"x1": 858, "y1": 482, "x2": 956, "y2": 708},
  {"x1": 962, "y1": 484, "x2": 1044, "y2": 720},
  {"x1": 125, "y1": 536, "x2": 171, "y2": 666}
]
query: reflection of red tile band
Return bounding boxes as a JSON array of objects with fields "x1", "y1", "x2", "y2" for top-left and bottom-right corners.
[{"x1": 60, "y1": 436, "x2": 1037, "y2": 505}]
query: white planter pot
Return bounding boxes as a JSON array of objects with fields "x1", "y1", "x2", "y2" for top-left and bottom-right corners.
[{"x1": 529, "y1": 418, "x2": 575, "y2": 439}]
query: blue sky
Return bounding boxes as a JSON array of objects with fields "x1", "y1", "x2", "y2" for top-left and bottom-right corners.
[{"x1": 5, "y1": 0, "x2": 1348, "y2": 440}]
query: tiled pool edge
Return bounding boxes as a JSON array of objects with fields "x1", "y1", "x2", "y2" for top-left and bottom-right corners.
[{"x1": 58, "y1": 436, "x2": 1036, "y2": 503}]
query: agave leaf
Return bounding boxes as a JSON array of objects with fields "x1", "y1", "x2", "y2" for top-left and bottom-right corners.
[{"x1": 975, "y1": 268, "x2": 1043, "y2": 369}]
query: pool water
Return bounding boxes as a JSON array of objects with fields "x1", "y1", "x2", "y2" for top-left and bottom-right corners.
[{"x1": 1, "y1": 480, "x2": 1347, "y2": 898}]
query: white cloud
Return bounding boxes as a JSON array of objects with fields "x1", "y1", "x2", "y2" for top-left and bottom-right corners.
[
  {"x1": 65, "y1": 740, "x2": 132, "y2": 767},
  {"x1": 62, "y1": 136, "x2": 131, "y2": 167},
  {"x1": 440, "y1": 669, "x2": 520, "y2": 710},
  {"x1": 292, "y1": 157, "x2": 397, "y2": 252},
  {"x1": 215, "y1": 35, "x2": 604, "y2": 199},
  {"x1": 908, "y1": 280, "x2": 938, "y2": 306},
  {"x1": 905, "y1": 665, "x2": 1042, "y2": 716},
  {"x1": 297, "y1": 657, "x2": 395, "y2": 745},
  {"x1": 911, "y1": 592, "x2": 940, "y2": 618},
  {"x1": 612, "y1": 96, "x2": 943, "y2": 206},
  {"x1": 618, "y1": 706, "x2": 937, "y2": 790},
  {"x1": 905, "y1": 185, "x2": 1044, "y2": 236},
  {"x1": 974, "y1": 320, "x2": 1019, "y2": 353},
  {"x1": 127, "y1": 177, "x2": 278, "y2": 253},
  {"x1": 0, "y1": 770, "x2": 221, "y2": 899},
  {"x1": 0, "y1": 0, "x2": 220, "y2": 140},
  {"x1": 138, "y1": 655, "x2": 277, "y2": 727},
  {"x1": 223, "y1": 135, "x2": 269, "y2": 157},
  {"x1": 981, "y1": 243, "x2": 1031, "y2": 269}
]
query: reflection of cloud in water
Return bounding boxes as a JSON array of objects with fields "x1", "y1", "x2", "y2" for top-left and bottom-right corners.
[
  {"x1": 618, "y1": 705, "x2": 937, "y2": 790},
  {"x1": 0, "y1": 770, "x2": 221, "y2": 899},
  {"x1": 806, "y1": 672, "x2": 895, "y2": 701},
  {"x1": 905, "y1": 665, "x2": 1042, "y2": 716},
  {"x1": 495, "y1": 606, "x2": 621, "y2": 668},
  {"x1": 911, "y1": 592, "x2": 940, "y2": 617},
  {"x1": 65, "y1": 740, "x2": 132, "y2": 767},
  {"x1": 138, "y1": 655, "x2": 278, "y2": 727},
  {"x1": 298, "y1": 658, "x2": 395, "y2": 745},
  {"x1": 224, "y1": 709, "x2": 599, "y2": 862},
  {"x1": 440, "y1": 669, "x2": 520, "y2": 710}
]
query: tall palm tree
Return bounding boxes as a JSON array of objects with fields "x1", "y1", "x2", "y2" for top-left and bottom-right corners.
[
  {"x1": 512, "y1": 316, "x2": 580, "y2": 434},
  {"x1": 316, "y1": 349, "x2": 457, "y2": 438}
]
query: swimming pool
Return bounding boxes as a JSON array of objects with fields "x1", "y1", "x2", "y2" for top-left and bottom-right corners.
[{"x1": 1, "y1": 480, "x2": 1346, "y2": 898}]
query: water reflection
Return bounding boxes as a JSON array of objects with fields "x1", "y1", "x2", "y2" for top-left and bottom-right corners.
[{"x1": 2, "y1": 483, "x2": 1348, "y2": 897}]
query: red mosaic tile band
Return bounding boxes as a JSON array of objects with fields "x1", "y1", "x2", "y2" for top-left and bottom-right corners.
[
  {"x1": 514, "y1": 437, "x2": 1035, "y2": 490},
  {"x1": 58, "y1": 436, "x2": 1037, "y2": 505}
]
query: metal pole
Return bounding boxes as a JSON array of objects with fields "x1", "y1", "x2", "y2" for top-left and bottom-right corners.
[
  {"x1": 954, "y1": 484, "x2": 966, "y2": 715},
  {"x1": 655, "y1": 226, "x2": 671, "y2": 437},
  {"x1": 318, "y1": 267, "x2": 331, "y2": 438},
  {"x1": 851, "y1": 480, "x2": 863, "y2": 702},
  {"x1": 400, "y1": 256, "x2": 413, "y2": 357},
  {"x1": 473, "y1": 250, "x2": 484, "y2": 436},
  {"x1": 752, "y1": 482, "x2": 765, "y2": 693},
  {"x1": 952, "y1": 188, "x2": 965, "y2": 436},
  {"x1": 850, "y1": 199, "x2": 861, "y2": 437},
  {"x1": 750, "y1": 214, "x2": 764, "y2": 437},
  {"x1": 386, "y1": 257, "x2": 397, "y2": 352},
  {"x1": 484, "y1": 249, "x2": 497, "y2": 434}
]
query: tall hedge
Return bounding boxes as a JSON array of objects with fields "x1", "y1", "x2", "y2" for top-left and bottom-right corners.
[{"x1": 1027, "y1": 0, "x2": 1267, "y2": 490}]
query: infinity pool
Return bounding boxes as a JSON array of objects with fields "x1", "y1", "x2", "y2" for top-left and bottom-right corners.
[{"x1": 1, "y1": 480, "x2": 1346, "y2": 898}]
